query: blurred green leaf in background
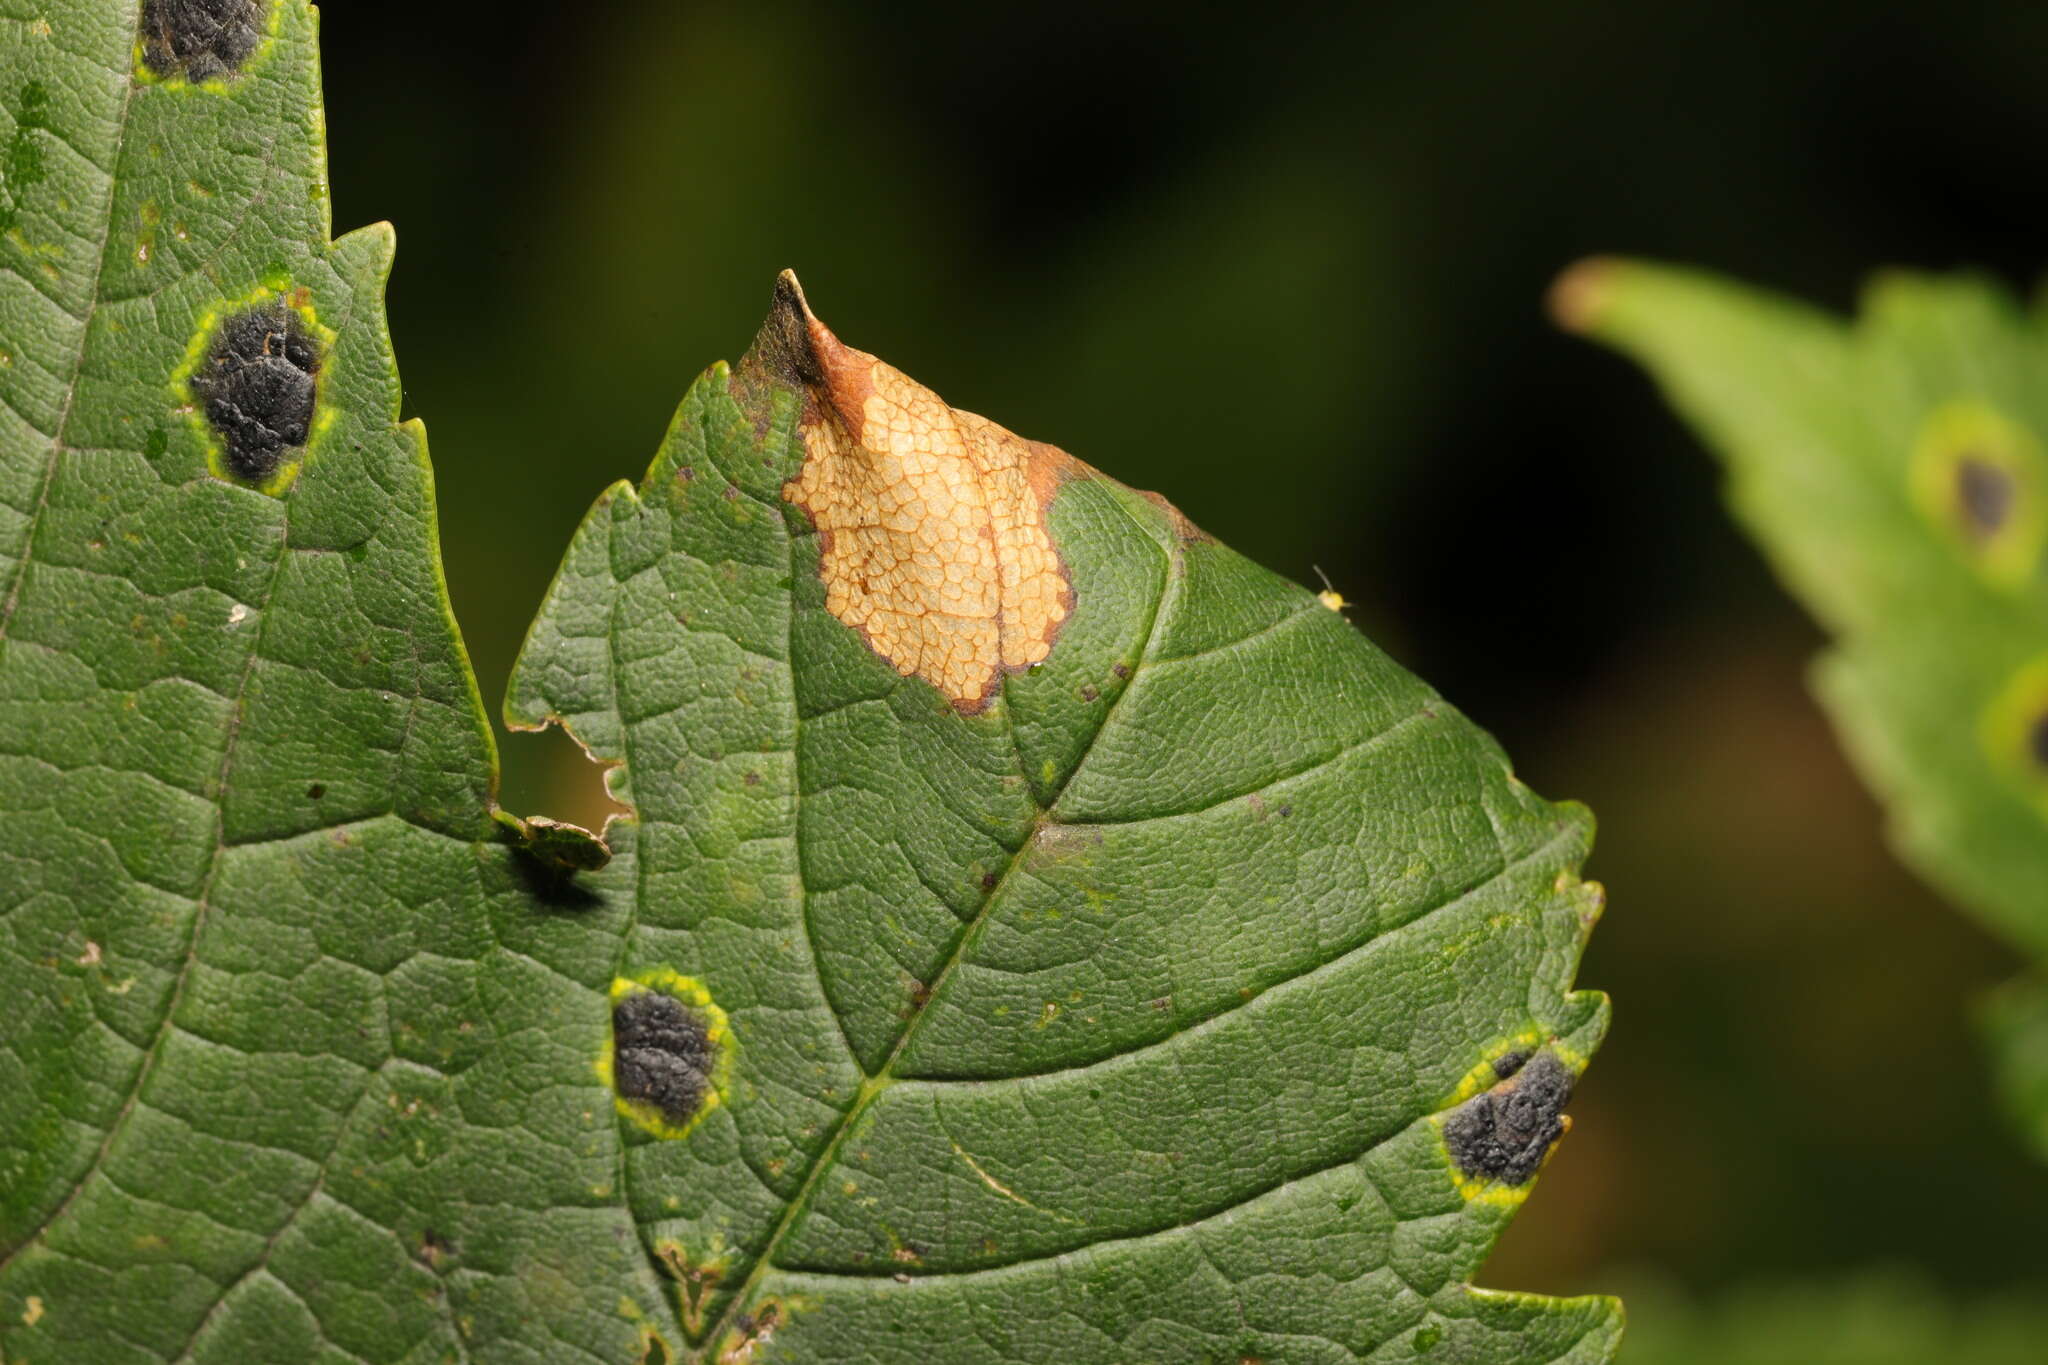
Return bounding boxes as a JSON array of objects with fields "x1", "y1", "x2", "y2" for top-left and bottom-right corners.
[
  {"x1": 1616, "y1": 1269, "x2": 2048, "y2": 1365},
  {"x1": 1560, "y1": 261, "x2": 2048, "y2": 1166}
]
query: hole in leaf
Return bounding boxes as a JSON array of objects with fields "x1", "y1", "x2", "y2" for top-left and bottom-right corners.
[{"x1": 504, "y1": 721, "x2": 627, "y2": 836}]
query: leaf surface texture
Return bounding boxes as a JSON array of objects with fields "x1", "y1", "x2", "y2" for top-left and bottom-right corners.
[{"x1": 0, "y1": 5, "x2": 1615, "y2": 1360}]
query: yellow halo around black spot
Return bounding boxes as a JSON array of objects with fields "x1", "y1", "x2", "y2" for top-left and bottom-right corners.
[
  {"x1": 135, "y1": 0, "x2": 280, "y2": 90},
  {"x1": 1909, "y1": 402, "x2": 2047, "y2": 588},
  {"x1": 597, "y1": 969, "x2": 733, "y2": 1141},
  {"x1": 1983, "y1": 656, "x2": 2048, "y2": 819},
  {"x1": 171, "y1": 282, "x2": 335, "y2": 498}
]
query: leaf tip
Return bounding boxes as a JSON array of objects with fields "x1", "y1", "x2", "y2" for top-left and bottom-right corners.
[
  {"x1": 1547, "y1": 255, "x2": 1628, "y2": 334},
  {"x1": 756, "y1": 268, "x2": 829, "y2": 388},
  {"x1": 747, "y1": 273, "x2": 1078, "y2": 710}
]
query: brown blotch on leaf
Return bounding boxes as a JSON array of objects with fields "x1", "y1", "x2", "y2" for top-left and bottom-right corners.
[
  {"x1": 653, "y1": 1240, "x2": 725, "y2": 1337},
  {"x1": 715, "y1": 1299, "x2": 784, "y2": 1365},
  {"x1": 747, "y1": 271, "x2": 1081, "y2": 712},
  {"x1": 140, "y1": 0, "x2": 266, "y2": 83},
  {"x1": 1443, "y1": 1051, "x2": 1573, "y2": 1185},
  {"x1": 1957, "y1": 455, "x2": 2016, "y2": 540},
  {"x1": 751, "y1": 273, "x2": 829, "y2": 389},
  {"x1": 2029, "y1": 710, "x2": 2048, "y2": 769}
]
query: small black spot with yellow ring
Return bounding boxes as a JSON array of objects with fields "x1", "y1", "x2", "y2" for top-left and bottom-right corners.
[
  {"x1": 1909, "y1": 402, "x2": 2047, "y2": 588},
  {"x1": 191, "y1": 297, "x2": 320, "y2": 483},
  {"x1": 1984, "y1": 657, "x2": 2048, "y2": 822},
  {"x1": 599, "y1": 971, "x2": 732, "y2": 1140},
  {"x1": 174, "y1": 285, "x2": 334, "y2": 497}
]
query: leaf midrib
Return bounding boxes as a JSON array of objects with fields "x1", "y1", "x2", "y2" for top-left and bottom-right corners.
[{"x1": 691, "y1": 481, "x2": 1177, "y2": 1357}]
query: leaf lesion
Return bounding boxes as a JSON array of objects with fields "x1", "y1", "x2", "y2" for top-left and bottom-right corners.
[
  {"x1": 771, "y1": 273, "x2": 1077, "y2": 714},
  {"x1": 696, "y1": 418, "x2": 1178, "y2": 1348}
]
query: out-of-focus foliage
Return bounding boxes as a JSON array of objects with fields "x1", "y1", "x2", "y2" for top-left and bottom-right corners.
[
  {"x1": 1564, "y1": 262, "x2": 2048, "y2": 1159},
  {"x1": 1616, "y1": 1270, "x2": 2048, "y2": 1365},
  {"x1": 1983, "y1": 975, "x2": 2048, "y2": 1157}
]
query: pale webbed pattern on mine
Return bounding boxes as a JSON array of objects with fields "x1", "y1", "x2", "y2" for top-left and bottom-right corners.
[{"x1": 783, "y1": 321, "x2": 1071, "y2": 709}]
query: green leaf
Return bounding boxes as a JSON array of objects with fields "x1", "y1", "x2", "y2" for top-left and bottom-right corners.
[
  {"x1": 1556, "y1": 259, "x2": 2048, "y2": 1155},
  {"x1": 1981, "y1": 973, "x2": 2048, "y2": 1162},
  {"x1": 0, "y1": 5, "x2": 660, "y2": 1361},
  {"x1": 0, "y1": 3, "x2": 1615, "y2": 1360},
  {"x1": 502, "y1": 276, "x2": 1618, "y2": 1361}
]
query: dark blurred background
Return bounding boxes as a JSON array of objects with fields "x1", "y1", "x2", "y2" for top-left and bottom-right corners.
[{"x1": 322, "y1": 0, "x2": 2048, "y2": 1330}]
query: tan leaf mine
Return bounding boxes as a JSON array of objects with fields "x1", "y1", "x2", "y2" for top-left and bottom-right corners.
[{"x1": 764, "y1": 273, "x2": 1077, "y2": 710}]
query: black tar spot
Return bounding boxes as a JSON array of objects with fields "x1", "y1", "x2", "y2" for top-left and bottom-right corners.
[
  {"x1": 2030, "y1": 711, "x2": 2048, "y2": 769},
  {"x1": 1443, "y1": 1051, "x2": 1572, "y2": 1185},
  {"x1": 140, "y1": 0, "x2": 266, "y2": 83},
  {"x1": 1491, "y1": 1050, "x2": 1530, "y2": 1080},
  {"x1": 612, "y1": 990, "x2": 717, "y2": 1127},
  {"x1": 1957, "y1": 456, "x2": 2016, "y2": 540},
  {"x1": 190, "y1": 297, "x2": 319, "y2": 483}
]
